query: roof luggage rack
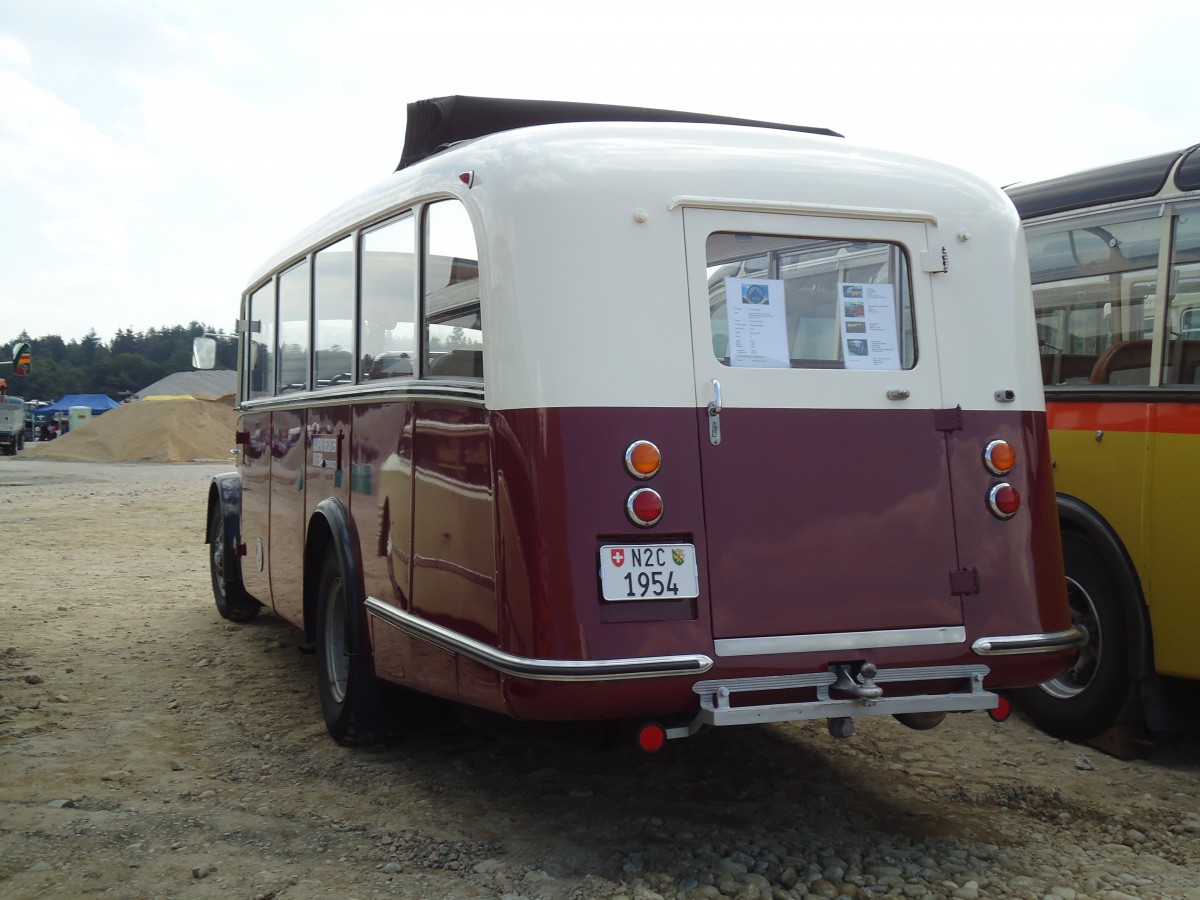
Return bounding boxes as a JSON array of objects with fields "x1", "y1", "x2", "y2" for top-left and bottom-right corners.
[{"x1": 395, "y1": 95, "x2": 842, "y2": 171}]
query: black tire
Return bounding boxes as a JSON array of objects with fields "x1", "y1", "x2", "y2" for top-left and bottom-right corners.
[
  {"x1": 315, "y1": 550, "x2": 383, "y2": 744},
  {"x1": 1014, "y1": 532, "x2": 1132, "y2": 742},
  {"x1": 208, "y1": 503, "x2": 260, "y2": 622}
]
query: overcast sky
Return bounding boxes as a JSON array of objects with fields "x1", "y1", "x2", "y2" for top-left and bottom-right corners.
[{"x1": 2, "y1": 0, "x2": 1198, "y2": 344}]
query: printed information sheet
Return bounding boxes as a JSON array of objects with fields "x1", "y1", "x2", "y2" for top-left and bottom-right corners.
[
  {"x1": 726, "y1": 277, "x2": 790, "y2": 368},
  {"x1": 838, "y1": 282, "x2": 901, "y2": 370}
]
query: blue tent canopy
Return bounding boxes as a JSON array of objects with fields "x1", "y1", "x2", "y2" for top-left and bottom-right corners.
[{"x1": 38, "y1": 394, "x2": 121, "y2": 416}]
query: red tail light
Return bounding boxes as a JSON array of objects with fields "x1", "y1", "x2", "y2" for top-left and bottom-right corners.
[
  {"x1": 626, "y1": 488, "x2": 663, "y2": 527},
  {"x1": 988, "y1": 483, "x2": 1020, "y2": 519}
]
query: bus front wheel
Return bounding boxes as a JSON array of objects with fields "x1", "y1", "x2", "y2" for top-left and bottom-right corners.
[
  {"x1": 315, "y1": 550, "x2": 383, "y2": 744},
  {"x1": 208, "y1": 504, "x2": 260, "y2": 622},
  {"x1": 1014, "y1": 532, "x2": 1132, "y2": 742}
]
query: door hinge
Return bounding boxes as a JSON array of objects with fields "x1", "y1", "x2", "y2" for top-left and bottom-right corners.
[
  {"x1": 934, "y1": 406, "x2": 963, "y2": 432},
  {"x1": 920, "y1": 247, "x2": 949, "y2": 274},
  {"x1": 950, "y1": 568, "x2": 980, "y2": 596}
]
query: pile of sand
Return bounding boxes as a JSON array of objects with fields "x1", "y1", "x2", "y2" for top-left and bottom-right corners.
[{"x1": 26, "y1": 396, "x2": 239, "y2": 463}]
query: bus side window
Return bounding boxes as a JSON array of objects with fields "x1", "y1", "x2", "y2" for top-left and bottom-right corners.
[
  {"x1": 1162, "y1": 212, "x2": 1200, "y2": 385},
  {"x1": 360, "y1": 213, "x2": 417, "y2": 381},
  {"x1": 277, "y1": 259, "x2": 310, "y2": 393},
  {"x1": 423, "y1": 199, "x2": 482, "y2": 379},
  {"x1": 1027, "y1": 216, "x2": 1159, "y2": 386},
  {"x1": 313, "y1": 236, "x2": 355, "y2": 388},
  {"x1": 246, "y1": 281, "x2": 276, "y2": 400}
]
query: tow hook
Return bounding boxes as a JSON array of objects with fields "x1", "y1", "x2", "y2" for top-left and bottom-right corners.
[{"x1": 831, "y1": 662, "x2": 883, "y2": 700}]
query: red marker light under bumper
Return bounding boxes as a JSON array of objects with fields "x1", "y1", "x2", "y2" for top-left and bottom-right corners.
[{"x1": 988, "y1": 694, "x2": 1012, "y2": 722}]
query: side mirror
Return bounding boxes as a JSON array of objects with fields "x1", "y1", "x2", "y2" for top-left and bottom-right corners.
[{"x1": 192, "y1": 336, "x2": 217, "y2": 370}]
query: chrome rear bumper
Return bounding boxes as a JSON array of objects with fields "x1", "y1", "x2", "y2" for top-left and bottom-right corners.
[
  {"x1": 971, "y1": 626, "x2": 1086, "y2": 656},
  {"x1": 667, "y1": 663, "x2": 995, "y2": 739}
]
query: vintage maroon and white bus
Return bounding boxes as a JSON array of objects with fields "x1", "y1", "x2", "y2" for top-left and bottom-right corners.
[{"x1": 202, "y1": 96, "x2": 1082, "y2": 748}]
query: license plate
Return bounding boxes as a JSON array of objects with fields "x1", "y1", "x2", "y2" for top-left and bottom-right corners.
[{"x1": 599, "y1": 544, "x2": 699, "y2": 601}]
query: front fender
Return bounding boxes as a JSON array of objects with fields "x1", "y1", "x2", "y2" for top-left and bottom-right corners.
[{"x1": 207, "y1": 472, "x2": 244, "y2": 582}]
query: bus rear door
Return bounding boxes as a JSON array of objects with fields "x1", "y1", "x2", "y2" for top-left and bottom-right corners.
[{"x1": 683, "y1": 207, "x2": 963, "y2": 650}]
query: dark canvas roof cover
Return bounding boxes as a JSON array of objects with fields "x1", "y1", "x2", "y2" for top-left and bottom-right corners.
[{"x1": 396, "y1": 95, "x2": 842, "y2": 171}]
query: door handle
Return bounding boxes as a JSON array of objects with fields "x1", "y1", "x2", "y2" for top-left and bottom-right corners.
[
  {"x1": 707, "y1": 379, "x2": 722, "y2": 446},
  {"x1": 708, "y1": 379, "x2": 722, "y2": 416}
]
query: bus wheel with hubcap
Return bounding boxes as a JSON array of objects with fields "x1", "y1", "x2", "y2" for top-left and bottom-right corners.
[
  {"x1": 315, "y1": 550, "x2": 383, "y2": 744},
  {"x1": 208, "y1": 504, "x2": 260, "y2": 622},
  {"x1": 1014, "y1": 532, "x2": 1132, "y2": 742}
]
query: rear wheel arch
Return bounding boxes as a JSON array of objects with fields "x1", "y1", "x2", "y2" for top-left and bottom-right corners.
[
  {"x1": 306, "y1": 499, "x2": 384, "y2": 743},
  {"x1": 304, "y1": 500, "x2": 366, "y2": 655}
]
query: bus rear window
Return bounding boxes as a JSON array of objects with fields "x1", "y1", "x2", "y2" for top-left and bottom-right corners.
[{"x1": 706, "y1": 233, "x2": 915, "y2": 370}]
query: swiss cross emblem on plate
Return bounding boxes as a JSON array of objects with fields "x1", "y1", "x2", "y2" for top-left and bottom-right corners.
[{"x1": 610, "y1": 549, "x2": 625, "y2": 567}]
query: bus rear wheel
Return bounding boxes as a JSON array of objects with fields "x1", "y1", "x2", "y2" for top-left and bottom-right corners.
[
  {"x1": 1014, "y1": 532, "x2": 1132, "y2": 742},
  {"x1": 208, "y1": 504, "x2": 260, "y2": 622},
  {"x1": 315, "y1": 549, "x2": 383, "y2": 744}
]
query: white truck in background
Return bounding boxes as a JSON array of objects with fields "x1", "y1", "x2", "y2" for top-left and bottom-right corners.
[{"x1": 0, "y1": 396, "x2": 25, "y2": 455}]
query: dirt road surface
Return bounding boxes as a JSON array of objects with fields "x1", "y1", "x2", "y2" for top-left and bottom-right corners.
[{"x1": 2, "y1": 458, "x2": 1198, "y2": 899}]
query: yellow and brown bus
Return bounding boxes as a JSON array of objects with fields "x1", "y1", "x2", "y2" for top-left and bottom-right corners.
[{"x1": 1006, "y1": 143, "x2": 1200, "y2": 741}]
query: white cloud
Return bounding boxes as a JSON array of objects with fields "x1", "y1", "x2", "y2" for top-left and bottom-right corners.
[{"x1": 0, "y1": 31, "x2": 30, "y2": 66}]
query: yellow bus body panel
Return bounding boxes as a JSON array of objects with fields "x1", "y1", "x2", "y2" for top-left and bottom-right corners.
[
  {"x1": 1147, "y1": 430, "x2": 1200, "y2": 678},
  {"x1": 1049, "y1": 407, "x2": 1200, "y2": 680}
]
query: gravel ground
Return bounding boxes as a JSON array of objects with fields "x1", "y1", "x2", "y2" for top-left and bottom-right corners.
[{"x1": 1, "y1": 458, "x2": 1198, "y2": 899}]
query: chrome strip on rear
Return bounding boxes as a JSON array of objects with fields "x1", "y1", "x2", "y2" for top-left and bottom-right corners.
[
  {"x1": 971, "y1": 626, "x2": 1086, "y2": 656},
  {"x1": 365, "y1": 597, "x2": 713, "y2": 682},
  {"x1": 714, "y1": 625, "x2": 966, "y2": 658}
]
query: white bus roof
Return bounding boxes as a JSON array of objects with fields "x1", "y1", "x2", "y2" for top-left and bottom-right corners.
[{"x1": 250, "y1": 119, "x2": 1011, "y2": 285}]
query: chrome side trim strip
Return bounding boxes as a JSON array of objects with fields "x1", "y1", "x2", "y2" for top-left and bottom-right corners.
[
  {"x1": 669, "y1": 195, "x2": 939, "y2": 225},
  {"x1": 364, "y1": 597, "x2": 713, "y2": 682},
  {"x1": 972, "y1": 626, "x2": 1086, "y2": 656},
  {"x1": 714, "y1": 626, "x2": 966, "y2": 658},
  {"x1": 239, "y1": 380, "x2": 485, "y2": 412}
]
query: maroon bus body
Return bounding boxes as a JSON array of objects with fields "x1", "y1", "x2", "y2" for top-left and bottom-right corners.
[{"x1": 230, "y1": 399, "x2": 1071, "y2": 726}]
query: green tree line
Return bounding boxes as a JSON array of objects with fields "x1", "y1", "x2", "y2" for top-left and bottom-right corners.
[{"x1": 2, "y1": 324, "x2": 238, "y2": 402}]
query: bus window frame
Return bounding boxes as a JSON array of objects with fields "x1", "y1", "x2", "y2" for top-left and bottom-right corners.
[
  {"x1": 243, "y1": 278, "x2": 278, "y2": 402},
  {"x1": 1027, "y1": 201, "x2": 1180, "y2": 388},
  {"x1": 276, "y1": 257, "x2": 312, "y2": 395},
  {"x1": 420, "y1": 197, "x2": 483, "y2": 380},
  {"x1": 359, "y1": 209, "x2": 419, "y2": 386},
  {"x1": 312, "y1": 233, "x2": 357, "y2": 390}
]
